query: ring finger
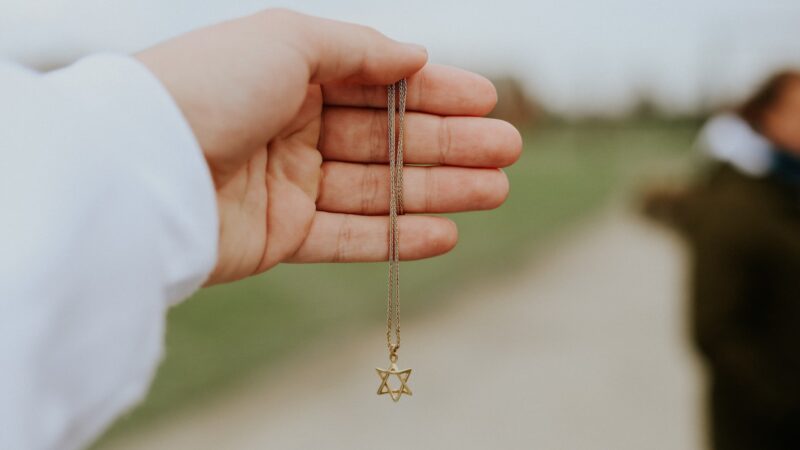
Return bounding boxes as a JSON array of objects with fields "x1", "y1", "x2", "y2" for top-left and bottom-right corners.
[{"x1": 317, "y1": 162, "x2": 508, "y2": 215}]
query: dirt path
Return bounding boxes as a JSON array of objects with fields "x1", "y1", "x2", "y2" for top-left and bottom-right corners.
[{"x1": 105, "y1": 208, "x2": 705, "y2": 450}]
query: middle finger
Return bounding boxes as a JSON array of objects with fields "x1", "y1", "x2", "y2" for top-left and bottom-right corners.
[{"x1": 319, "y1": 107, "x2": 522, "y2": 168}]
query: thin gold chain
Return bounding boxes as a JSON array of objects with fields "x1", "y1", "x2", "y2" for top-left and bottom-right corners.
[{"x1": 386, "y1": 79, "x2": 406, "y2": 357}]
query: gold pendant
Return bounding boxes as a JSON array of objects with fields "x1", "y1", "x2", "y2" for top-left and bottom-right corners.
[
  {"x1": 376, "y1": 353, "x2": 412, "y2": 402},
  {"x1": 378, "y1": 80, "x2": 411, "y2": 402}
]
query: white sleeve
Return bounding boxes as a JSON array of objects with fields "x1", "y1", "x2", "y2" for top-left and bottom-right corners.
[
  {"x1": 696, "y1": 113, "x2": 774, "y2": 176},
  {"x1": 0, "y1": 54, "x2": 219, "y2": 450}
]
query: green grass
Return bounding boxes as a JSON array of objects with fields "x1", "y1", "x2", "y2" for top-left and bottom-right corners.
[{"x1": 94, "y1": 119, "x2": 699, "y2": 448}]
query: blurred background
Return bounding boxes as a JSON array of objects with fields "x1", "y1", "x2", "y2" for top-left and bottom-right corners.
[{"x1": 3, "y1": 1, "x2": 800, "y2": 449}]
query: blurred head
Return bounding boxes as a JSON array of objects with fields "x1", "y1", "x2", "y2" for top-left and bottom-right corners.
[{"x1": 740, "y1": 71, "x2": 800, "y2": 155}]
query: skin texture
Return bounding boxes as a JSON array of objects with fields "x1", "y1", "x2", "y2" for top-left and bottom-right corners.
[
  {"x1": 136, "y1": 9, "x2": 522, "y2": 284},
  {"x1": 763, "y1": 78, "x2": 800, "y2": 155}
]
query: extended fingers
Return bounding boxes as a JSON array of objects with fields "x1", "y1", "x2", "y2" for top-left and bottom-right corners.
[
  {"x1": 320, "y1": 108, "x2": 522, "y2": 167},
  {"x1": 288, "y1": 212, "x2": 457, "y2": 263},
  {"x1": 318, "y1": 162, "x2": 508, "y2": 214},
  {"x1": 322, "y1": 64, "x2": 497, "y2": 116}
]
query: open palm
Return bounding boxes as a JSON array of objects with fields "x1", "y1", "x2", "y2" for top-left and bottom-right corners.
[{"x1": 138, "y1": 10, "x2": 521, "y2": 284}]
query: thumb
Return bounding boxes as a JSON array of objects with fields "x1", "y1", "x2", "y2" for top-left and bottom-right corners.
[
  {"x1": 136, "y1": 9, "x2": 427, "y2": 182},
  {"x1": 264, "y1": 9, "x2": 428, "y2": 84}
]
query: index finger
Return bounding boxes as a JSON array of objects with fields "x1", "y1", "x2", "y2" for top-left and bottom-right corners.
[{"x1": 322, "y1": 64, "x2": 498, "y2": 116}]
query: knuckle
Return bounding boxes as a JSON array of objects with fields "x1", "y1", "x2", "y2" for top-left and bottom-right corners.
[
  {"x1": 437, "y1": 117, "x2": 453, "y2": 164},
  {"x1": 355, "y1": 23, "x2": 380, "y2": 37},
  {"x1": 424, "y1": 167, "x2": 436, "y2": 212},
  {"x1": 369, "y1": 110, "x2": 385, "y2": 162},
  {"x1": 333, "y1": 215, "x2": 353, "y2": 262},
  {"x1": 361, "y1": 165, "x2": 383, "y2": 214},
  {"x1": 411, "y1": 69, "x2": 428, "y2": 112}
]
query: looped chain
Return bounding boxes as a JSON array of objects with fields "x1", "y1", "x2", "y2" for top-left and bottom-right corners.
[{"x1": 386, "y1": 79, "x2": 407, "y2": 356}]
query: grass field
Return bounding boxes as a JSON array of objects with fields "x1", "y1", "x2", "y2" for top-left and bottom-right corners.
[{"x1": 94, "y1": 118, "x2": 700, "y2": 448}]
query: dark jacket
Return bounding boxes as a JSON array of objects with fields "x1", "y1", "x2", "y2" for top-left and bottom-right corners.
[{"x1": 677, "y1": 163, "x2": 800, "y2": 449}]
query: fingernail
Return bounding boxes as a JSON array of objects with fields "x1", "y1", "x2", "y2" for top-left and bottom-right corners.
[{"x1": 403, "y1": 43, "x2": 428, "y2": 56}]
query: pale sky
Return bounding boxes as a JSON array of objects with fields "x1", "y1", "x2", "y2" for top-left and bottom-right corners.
[{"x1": 1, "y1": 0, "x2": 799, "y2": 116}]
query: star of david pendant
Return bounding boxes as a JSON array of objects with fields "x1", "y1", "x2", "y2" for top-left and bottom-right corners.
[{"x1": 376, "y1": 355, "x2": 412, "y2": 402}]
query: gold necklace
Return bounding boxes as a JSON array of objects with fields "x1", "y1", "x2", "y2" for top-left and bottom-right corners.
[{"x1": 375, "y1": 79, "x2": 412, "y2": 402}]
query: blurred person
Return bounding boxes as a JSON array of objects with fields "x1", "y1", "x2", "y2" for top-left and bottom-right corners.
[
  {"x1": 0, "y1": 9, "x2": 521, "y2": 450},
  {"x1": 644, "y1": 71, "x2": 800, "y2": 450}
]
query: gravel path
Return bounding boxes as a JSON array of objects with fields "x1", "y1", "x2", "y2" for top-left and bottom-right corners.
[{"x1": 105, "y1": 209, "x2": 705, "y2": 450}]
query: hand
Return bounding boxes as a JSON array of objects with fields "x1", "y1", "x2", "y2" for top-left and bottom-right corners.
[{"x1": 137, "y1": 9, "x2": 521, "y2": 284}]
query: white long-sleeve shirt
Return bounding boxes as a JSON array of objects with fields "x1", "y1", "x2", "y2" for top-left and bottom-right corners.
[{"x1": 0, "y1": 54, "x2": 219, "y2": 450}]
